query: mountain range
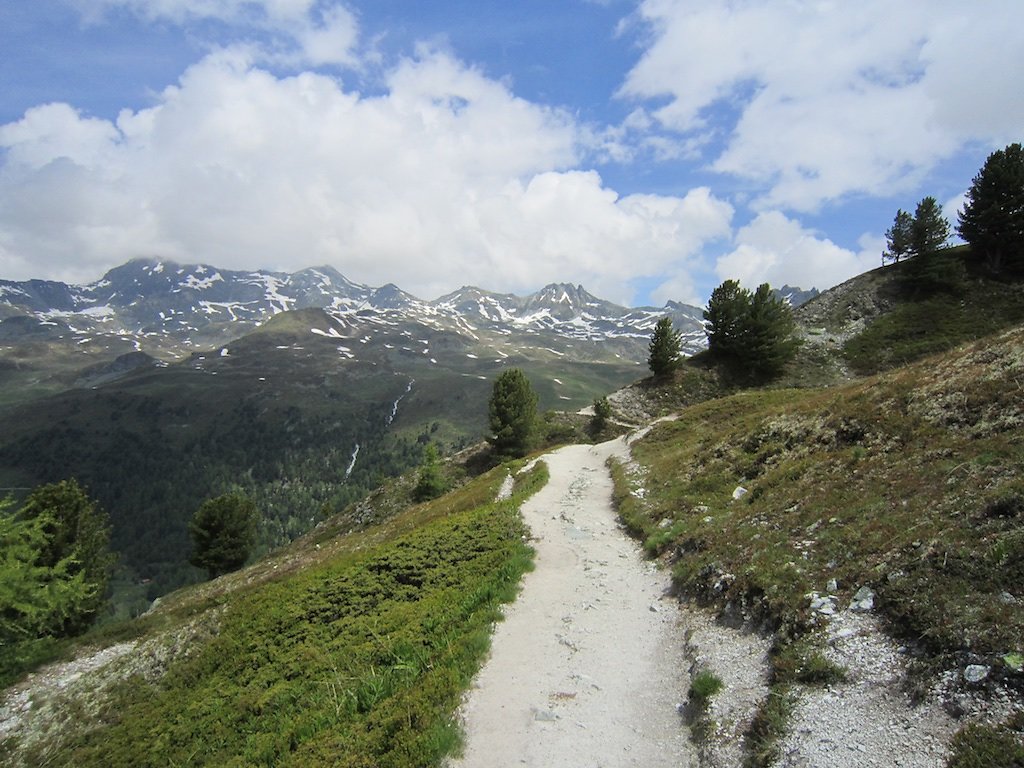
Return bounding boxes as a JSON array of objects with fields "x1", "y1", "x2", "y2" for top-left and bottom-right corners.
[
  {"x1": 0, "y1": 257, "x2": 711, "y2": 363},
  {"x1": 0, "y1": 258, "x2": 817, "y2": 610}
]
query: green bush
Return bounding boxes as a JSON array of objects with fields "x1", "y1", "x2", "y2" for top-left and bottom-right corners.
[{"x1": 689, "y1": 669, "x2": 724, "y2": 703}]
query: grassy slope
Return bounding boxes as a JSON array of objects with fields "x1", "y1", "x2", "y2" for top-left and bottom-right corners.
[
  {"x1": 612, "y1": 325, "x2": 1024, "y2": 764},
  {"x1": 2, "y1": 459, "x2": 548, "y2": 767},
  {"x1": 835, "y1": 250, "x2": 1024, "y2": 375}
]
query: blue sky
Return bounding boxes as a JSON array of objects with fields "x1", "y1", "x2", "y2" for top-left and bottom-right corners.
[{"x1": 1, "y1": 1, "x2": 1021, "y2": 306}]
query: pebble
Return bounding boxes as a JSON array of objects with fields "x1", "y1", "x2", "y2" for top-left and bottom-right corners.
[{"x1": 963, "y1": 665, "x2": 989, "y2": 684}]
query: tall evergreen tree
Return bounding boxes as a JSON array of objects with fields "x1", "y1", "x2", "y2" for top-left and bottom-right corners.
[
  {"x1": 957, "y1": 142, "x2": 1024, "y2": 273},
  {"x1": 704, "y1": 279, "x2": 798, "y2": 379},
  {"x1": 0, "y1": 500, "x2": 94, "y2": 646},
  {"x1": 488, "y1": 368, "x2": 538, "y2": 458},
  {"x1": 647, "y1": 317, "x2": 682, "y2": 376},
  {"x1": 412, "y1": 443, "x2": 447, "y2": 502},
  {"x1": 910, "y1": 196, "x2": 950, "y2": 258},
  {"x1": 744, "y1": 283, "x2": 799, "y2": 378},
  {"x1": 17, "y1": 479, "x2": 114, "y2": 634},
  {"x1": 704, "y1": 279, "x2": 751, "y2": 359},
  {"x1": 883, "y1": 208, "x2": 914, "y2": 264},
  {"x1": 189, "y1": 493, "x2": 257, "y2": 579}
]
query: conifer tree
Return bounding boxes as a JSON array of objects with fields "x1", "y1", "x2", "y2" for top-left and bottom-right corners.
[
  {"x1": 0, "y1": 500, "x2": 94, "y2": 646},
  {"x1": 704, "y1": 279, "x2": 798, "y2": 379},
  {"x1": 647, "y1": 317, "x2": 682, "y2": 376},
  {"x1": 883, "y1": 209, "x2": 914, "y2": 264},
  {"x1": 704, "y1": 279, "x2": 751, "y2": 359},
  {"x1": 744, "y1": 283, "x2": 799, "y2": 378},
  {"x1": 958, "y1": 142, "x2": 1024, "y2": 273},
  {"x1": 412, "y1": 443, "x2": 447, "y2": 502},
  {"x1": 910, "y1": 196, "x2": 950, "y2": 258},
  {"x1": 16, "y1": 479, "x2": 114, "y2": 634},
  {"x1": 189, "y1": 493, "x2": 257, "y2": 579},
  {"x1": 488, "y1": 368, "x2": 538, "y2": 458}
]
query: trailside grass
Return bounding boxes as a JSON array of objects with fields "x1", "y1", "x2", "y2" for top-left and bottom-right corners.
[
  {"x1": 611, "y1": 326, "x2": 1024, "y2": 765},
  {"x1": 5, "y1": 461, "x2": 548, "y2": 767}
]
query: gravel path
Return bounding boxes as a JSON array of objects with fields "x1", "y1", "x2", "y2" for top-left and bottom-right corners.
[{"x1": 450, "y1": 438, "x2": 697, "y2": 768}]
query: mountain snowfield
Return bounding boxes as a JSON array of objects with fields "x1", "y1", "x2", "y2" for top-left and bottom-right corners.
[{"x1": 0, "y1": 258, "x2": 713, "y2": 365}]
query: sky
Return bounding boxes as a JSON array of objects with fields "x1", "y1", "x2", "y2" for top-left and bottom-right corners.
[{"x1": 0, "y1": 1, "x2": 1021, "y2": 307}]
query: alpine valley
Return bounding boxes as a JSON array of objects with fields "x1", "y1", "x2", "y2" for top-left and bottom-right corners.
[{"x1": 1, "y1": 258, "x2": 810, "y2": 612}]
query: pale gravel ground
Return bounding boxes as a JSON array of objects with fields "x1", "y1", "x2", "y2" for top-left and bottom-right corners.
[
  {"x1": 777, "y1": 610, "x2": 956, "y2": 767},
  {"x1": 682, "y1": 611, "x2": 772, "y2": 768},
  {"x1": 449, "y1": 438, "x2": 698, "y2": 768}
]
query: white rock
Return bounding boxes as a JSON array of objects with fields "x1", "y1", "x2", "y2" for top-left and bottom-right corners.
[
  {"x1": 732, "y1": 486, "x2": 748, "y2": 501},
  {"x1": 963, "y1": 664, "x2": 989, "y2": 684},
  {"x1": 850, "y1": 586, "x2": 875, "y2": 612}
]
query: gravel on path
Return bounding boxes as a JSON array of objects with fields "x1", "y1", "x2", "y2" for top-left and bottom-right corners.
[{"x1": 450, "y1": 438, "x2": 697, "y2": 768}]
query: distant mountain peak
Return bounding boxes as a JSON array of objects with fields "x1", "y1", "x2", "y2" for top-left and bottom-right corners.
[{"x1": 0, "y1": 257, "x2": 710, "y2": 358}]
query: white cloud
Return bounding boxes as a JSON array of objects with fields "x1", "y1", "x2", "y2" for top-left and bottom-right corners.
[
  {"x1": 715, "y1": 212, "x2": 880, "y2": 292},
  {"x1": 0, "y1": 50, "x2": 732, "y2": 306},
  {"x1": 621, "y1": 0, "x2": 1024, "y2": 211}
]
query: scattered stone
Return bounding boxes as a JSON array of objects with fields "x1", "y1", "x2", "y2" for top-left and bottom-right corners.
[
  {"x1": 963, "y1": 665, "x2": 989, "y2": 684},
  {"x1": 850, "y1": 586, "x2": 875, "y2": 612},
  {"x1": 998, "y1": 591, "x2": 1018, "y2": 605},
  {"x1": 657, "y1": 518, "x2": 672, "y2": 529},
  {"x1": 533, "y1": 708, "x2": 559, "y2": 722},
  {"x1": 732, "y1": 486, "x2": 748, "y2": 501},
  {"x1": 809, "y1": 593, "x2": 837, "y2": 615},
  {"x1": 827, "y1": 578, "x2": 838, "y2": 593}
]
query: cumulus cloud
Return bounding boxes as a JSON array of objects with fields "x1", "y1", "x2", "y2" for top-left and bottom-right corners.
[
  {"x1": 620, "y1": 0, "x2": 1024, "y2": 211},
  {"x1": 715, "y1": 212, "x2": 880, "y2": 292},
  {"x1": 0, "y1": 49, "x2": 732, "y2": 305}
]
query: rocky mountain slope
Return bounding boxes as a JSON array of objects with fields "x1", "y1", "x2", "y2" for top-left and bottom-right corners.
[{"x1": 0, "y1": 258, "x2": 708, "y2": 400}]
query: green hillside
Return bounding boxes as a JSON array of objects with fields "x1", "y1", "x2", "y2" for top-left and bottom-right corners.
[
  {"x1": 1, "y1": 459, "x2": 547, "y2": 767},
  {"x1": 0, "y1": 307, "x2": 639, "y2": 612}
]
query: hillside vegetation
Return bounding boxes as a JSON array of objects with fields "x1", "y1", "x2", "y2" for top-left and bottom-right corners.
[
  {"x1": 611, "y1": 307, "x2": 1024, "y2": 763},
  {"x1": 1, "y1": 459, "x2": 547, "y2": 767}
]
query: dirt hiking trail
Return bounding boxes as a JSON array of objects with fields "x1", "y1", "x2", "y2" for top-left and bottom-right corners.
[{"x1": 450, "y1": 438, "x2": 697, "y2": 767}]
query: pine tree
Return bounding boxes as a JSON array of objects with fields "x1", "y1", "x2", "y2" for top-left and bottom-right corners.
[
  {"x1": 744, "y1": 283, "x2": 799, "y2": 378},
  {"x1": 647, "y1": 317, "x2": 683, "y2": 376},
  {"x1": 412, "y1": 443, "x2": 447, "y2": 502},
  {"x1": 0, "y1": 500, "x2": 94, "y2": 646},
  {"x1": 590, "y1": 396, "x2": 612, "y2": 434},
  {"x1": 188, "y1": 493, "x2": 257, "y2": 579},
  {"x1": 883, "y1": 209, "x2": 914, "y2": 264},
  {"x1": 704, "y1": 279, "x2": 798, "y2": 379},
  {"x1": 910, "y1": 196, "x2": 950, "y2": 258},
  {"x1": 704, "y1": 279, "x2": 751, "y2": 359},
  {"x1": 957, "y1": 142, "x2": 1024, "y2": 273},
  {"x1": 16, "y1": 479, "x2": 114, "y2": 634},
  {"x1": 488, "y1": 368, "x2": 538, "y2": 458}
]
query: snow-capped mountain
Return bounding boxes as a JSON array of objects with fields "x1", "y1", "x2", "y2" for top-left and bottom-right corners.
[{"x1": 0, "y1": 257, "x2": 708, "y2": 358}]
